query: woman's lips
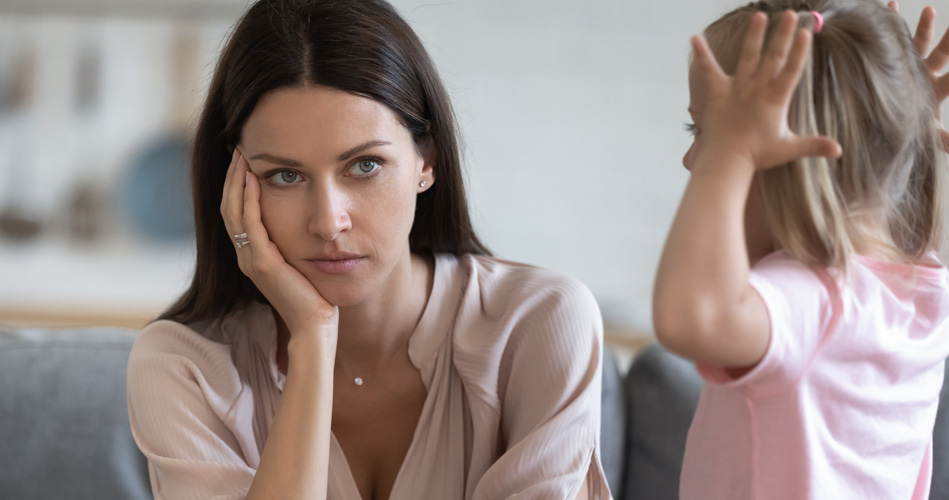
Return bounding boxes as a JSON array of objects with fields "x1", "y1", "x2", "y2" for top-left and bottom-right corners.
[{"x1": 304, "y1": 256, "x2": 364, "y2": 275}]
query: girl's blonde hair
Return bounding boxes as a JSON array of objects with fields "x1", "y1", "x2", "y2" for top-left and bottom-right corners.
[{"x1": 705, "y1": 0, "x2": 945, "y2": 269}]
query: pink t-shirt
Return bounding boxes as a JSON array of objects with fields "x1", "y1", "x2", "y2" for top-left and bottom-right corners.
[
  {"x1": 680, "y1": 251, "x2": 949, "y2": 499},
  {"x1": 127, "y1": 253, "x2": 611, "y2": 500}
]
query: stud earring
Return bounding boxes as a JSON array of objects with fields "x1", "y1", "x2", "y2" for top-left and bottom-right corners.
[{"x1": 419, "y1": 180, "x2": 427, "y2": 188}]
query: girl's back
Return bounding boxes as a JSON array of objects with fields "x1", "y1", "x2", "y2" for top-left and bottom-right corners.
[{"x1": 682, "y1": 251, "x2": 949, "y2": 498}]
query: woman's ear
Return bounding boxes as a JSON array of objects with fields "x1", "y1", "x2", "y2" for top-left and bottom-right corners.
[{"x1": 418, "y1": 138, "x2": 436, "y2": 192}]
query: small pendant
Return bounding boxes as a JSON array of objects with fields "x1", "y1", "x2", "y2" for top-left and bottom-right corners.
[{"x1": 354, "y1": 377, "x2": 364, "y2": 386}]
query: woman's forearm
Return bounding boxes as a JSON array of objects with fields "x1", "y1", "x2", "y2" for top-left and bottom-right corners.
[{"x1": 245, "y1": 329, "x2": 336, "y2": 500}]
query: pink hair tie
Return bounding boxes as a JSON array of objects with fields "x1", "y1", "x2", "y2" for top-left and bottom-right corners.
[{"x1": 812, "y1": 11, "x2": 824, "y2": 33}]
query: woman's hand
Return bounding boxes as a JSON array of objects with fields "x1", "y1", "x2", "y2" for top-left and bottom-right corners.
[
  {"x1": 890, "y1": 2, "x2": 949, "y2": 150},
  {"x1": 220, "y1": 149, "x2": 339, "y2": 336},
  {"x1": 690, "y1": 10, "x2": 841, "y2": 174}
]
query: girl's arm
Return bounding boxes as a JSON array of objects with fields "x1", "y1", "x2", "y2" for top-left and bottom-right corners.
[
  {"x1": 653, "y1": 11, "x2": 841, "y2": 368},
  {"x1": 221, "y1": 151, "x2": 337, "y2": 500}
]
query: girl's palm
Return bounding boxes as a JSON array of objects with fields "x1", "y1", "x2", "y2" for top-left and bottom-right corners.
[{"x1": 691, "y1": 11, "x2": 841, "y2": 172}]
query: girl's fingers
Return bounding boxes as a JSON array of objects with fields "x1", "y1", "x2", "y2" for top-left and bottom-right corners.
[
  {"x1": 690, "y1": 35, "x2": 728, "y2": 85},
  {"x1": 760, "y1": 11, "x2": 798, "y2": 80},
  {"x1": 935, "y1": 73, "x2": 949, "y2": 100},
  {"x1": 735, "y1": 12, "x2": 768, "y2": 81},
  {"x1": 915, "y1": 7, "x2": 936, "y2": 57},
  {"x1": 804, "y1": 136, "x2": 843, "y2": 159},
  {"x1": 775, "y1": 28, "x2": 813, "y2": 97},
  {"x1": 927, "y1": 23, "x2": 949, "y2": 73},
  {"x1": 770, "y1": 136, "x2": 841, "y2": 168},
  {"x1": 888, "y1": 1, "x2": 900, "y2": 14}
]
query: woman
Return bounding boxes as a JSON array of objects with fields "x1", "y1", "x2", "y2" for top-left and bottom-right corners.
[{"x1": 125, "y1": 0, "x2": 610, "y2": 498}]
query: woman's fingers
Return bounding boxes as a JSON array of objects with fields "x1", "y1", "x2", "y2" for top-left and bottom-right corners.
[
  {"x1": 242, "y1": 169, "x2": 281, "y2": 265},
  {"x1": 888, "y1": 1, "x2": 900, "y2": 14},
  {"x1": 220, "y1": 149, "x2": 238, "y2": 220},
  {"x1": 221, "y1": 149, "x2": 246, "y2": 241}
]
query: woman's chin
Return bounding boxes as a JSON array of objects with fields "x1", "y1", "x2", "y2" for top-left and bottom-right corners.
[{"x1": 309, "y1": 279, "x2": 370, "y2": 309}]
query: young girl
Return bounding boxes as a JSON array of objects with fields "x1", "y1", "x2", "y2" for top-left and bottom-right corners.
[{"x1": 653, "y1": 0, "x2": 949, "y2": 498}]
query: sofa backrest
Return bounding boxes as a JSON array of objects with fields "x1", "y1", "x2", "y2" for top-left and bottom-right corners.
[{"x1": 0, "y1": 327, "x2": 152, "y2": 500}]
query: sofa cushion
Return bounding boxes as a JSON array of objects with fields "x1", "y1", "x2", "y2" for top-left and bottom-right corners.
[
  {"x1": 0, "y1": 327, "x2": 151, "y2": 500},
  {"x1": 932, "y1": 360, "x2": 949, "y2": 499},
  {"x1": 600, "y1": 347, "x2": 627, "y2": 494},
  {"x1": 621, "y1": 344, "x2": 702, "y2": 500}
]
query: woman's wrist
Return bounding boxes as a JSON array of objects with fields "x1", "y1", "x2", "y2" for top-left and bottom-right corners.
[{"x1": 287, "y1": 327, "x2": 338, "y2": 369}]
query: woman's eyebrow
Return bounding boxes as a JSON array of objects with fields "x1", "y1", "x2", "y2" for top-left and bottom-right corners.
[
  {"x1": 248, "y1": 153, "x2": 303, "y2": 167},
  {"x1": 337, "y1": 140, "x2": 392, "y2": 162},
  {"x1": 248, "y1": 140, "x2": 392, "y2": 167}
]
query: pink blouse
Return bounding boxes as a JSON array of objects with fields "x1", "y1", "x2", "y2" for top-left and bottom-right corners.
[{"x1": 127, "y1": 253, "x2": 612, "y2": 499}]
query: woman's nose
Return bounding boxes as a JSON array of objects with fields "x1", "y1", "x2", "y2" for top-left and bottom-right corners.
[{"x1": 307, "y1": 182, "x2": 352, "y2": 241}]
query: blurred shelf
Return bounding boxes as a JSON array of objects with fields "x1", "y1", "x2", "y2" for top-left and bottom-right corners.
[
  {"x1": 0, "y1": 305, "x2": 159, "y2": 329},
  {"x1": 0, "y1": 0, "x2": 249, "y2": 19},
  {"x1": 0, "y1": 238, "x2": 194, "y2": 329}
]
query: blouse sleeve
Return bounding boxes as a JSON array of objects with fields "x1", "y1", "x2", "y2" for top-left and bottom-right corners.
[
  {"x1": 470, "y1": 276, "x2": 611, "y2": 500},
  {"x1": 126, "y1": 322, "x2": 255, "y2": 500}
]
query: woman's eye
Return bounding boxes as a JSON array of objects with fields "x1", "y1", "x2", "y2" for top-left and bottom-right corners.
[
  {"x1": 350, "y1": 159, "x2": 381, "y2": 176},
  {"x1": 271, "y1": 171, "x2": 301, "y2": 185}
]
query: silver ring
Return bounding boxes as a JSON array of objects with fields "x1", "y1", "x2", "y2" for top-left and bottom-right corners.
[{"x1": 233, "y1": 232, "x2": 249, "y2": 248}]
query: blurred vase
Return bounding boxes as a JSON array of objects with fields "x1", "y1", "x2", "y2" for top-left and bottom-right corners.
[{"x1": 117, "y1": 134, "x2": 194, "y2": 242}]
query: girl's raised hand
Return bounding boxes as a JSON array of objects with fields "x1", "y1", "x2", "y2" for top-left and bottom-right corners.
[
  {"x1": 905, "y1": 4, "x2": 949, "y2": 150},
  {"x1": 690, "y1": 10, "x2": 841, "y2": 174},
  {"x1": 220, "y1": 149, "x2": 339, "y2": 336}
]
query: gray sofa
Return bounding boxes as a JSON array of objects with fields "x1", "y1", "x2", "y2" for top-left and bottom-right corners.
[{"x1": 2, "y1": 326, "x2": 948, "y2": 499}]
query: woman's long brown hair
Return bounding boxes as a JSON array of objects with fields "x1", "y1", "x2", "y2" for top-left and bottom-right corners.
[{"x1": 161, "y1": 0, "x2": 490, "y2": 325}]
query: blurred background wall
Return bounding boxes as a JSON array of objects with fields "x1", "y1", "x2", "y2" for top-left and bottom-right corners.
[{"x1": 0, "y1": 0, "x2": 946, "y2": 341}]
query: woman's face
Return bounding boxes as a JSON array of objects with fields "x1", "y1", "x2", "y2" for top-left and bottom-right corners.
[{"x1": 238, "y1": 86, "x2": 434, "y2": 307}]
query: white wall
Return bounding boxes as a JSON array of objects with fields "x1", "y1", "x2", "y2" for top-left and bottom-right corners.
[
  {"x1": 1, "y1": 0, "x2": 947, "y2": 331},
  {"x1": 393, "y1": 0, "x2": 949, "y2": 331}
]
